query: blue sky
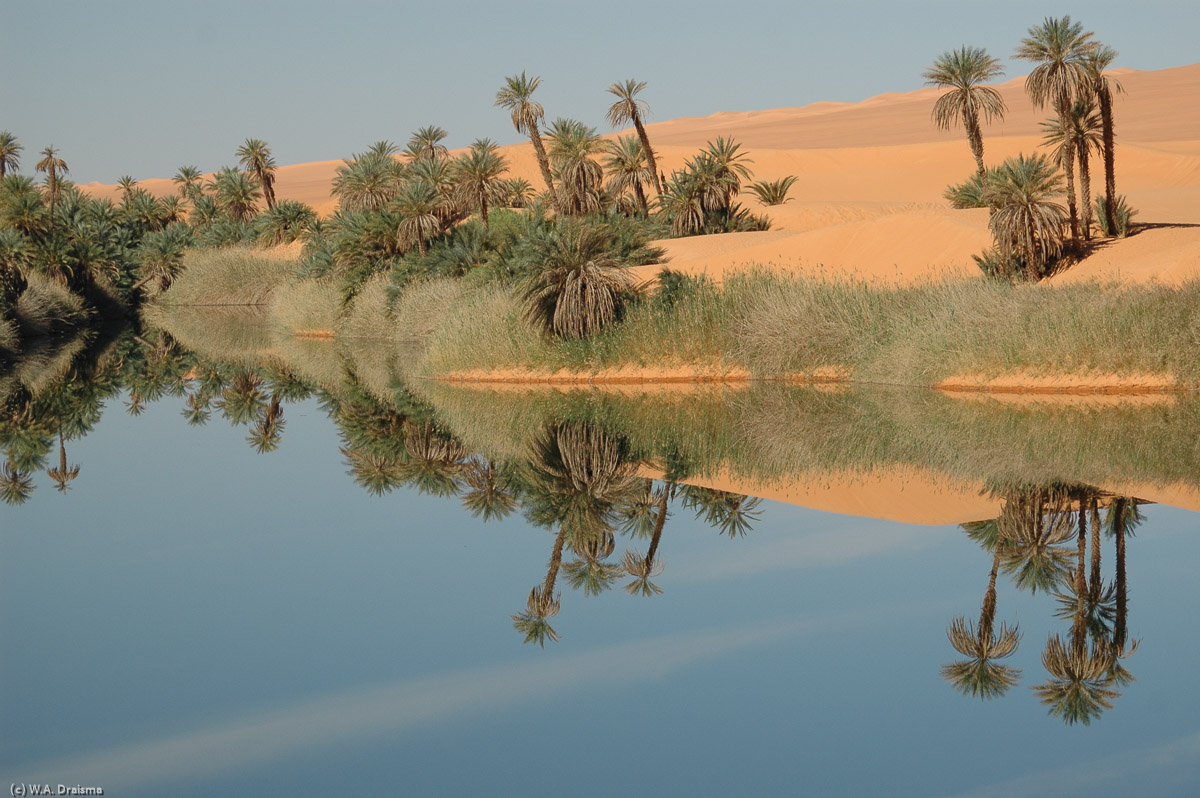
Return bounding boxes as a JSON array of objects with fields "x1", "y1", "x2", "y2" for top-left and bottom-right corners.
[{"x1": 4, "y1": 0, "x2": 1198, "y2": 183}]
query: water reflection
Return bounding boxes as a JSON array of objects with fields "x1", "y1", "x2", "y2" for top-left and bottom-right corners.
[
  {"x1": 2, "y1": 321, "x2": 1196, "y2": 731},
  {"x1": 944, "y1": 484, "x2": 1143, "y2": 725}
]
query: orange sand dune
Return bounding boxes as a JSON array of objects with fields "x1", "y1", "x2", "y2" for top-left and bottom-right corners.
[{"x1": 82, "y1": 63, "x2": 1200, "y2": 285}]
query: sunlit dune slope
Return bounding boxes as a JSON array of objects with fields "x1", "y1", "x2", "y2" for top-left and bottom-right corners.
[{"x1": 82, "y1": 64, "x2": 1200, "y2": 284}]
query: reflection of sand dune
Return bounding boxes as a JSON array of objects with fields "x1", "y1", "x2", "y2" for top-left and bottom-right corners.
[{"x1": 83, "y1": 63, "x2": 1200, "y2": 285}]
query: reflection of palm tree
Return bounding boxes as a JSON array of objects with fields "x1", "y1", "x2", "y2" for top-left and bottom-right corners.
[
  {"x1": 46, "y1": 429, "x2": 80, "y2": 492},
  {"x1": 247, "y1": 392, "x2": 286, "y2": 453},
  {"x1": 1, "y1": 458, "x2": 34, "y2": 505},
  {"x1": 681, "y1": 485, "x2": 762, "y2": 538},
  {"x1": 340, "y1": 446, "x2": 402, "y2": 497},
  {"x1": 995, "y1": 484, "x2": 1074, "y2": 593},
  {"x1": 399, "y1": 420, "x2": 466, "y2": 497},
  {"x1": 623, "y1": 483, "x2": 669, "y2": 597},
  {"x1": 216, "y1": 371, "x2": 267, "y2": 425},
  {"x1": 182, "y1": 392, "x2": 211, "y2": 426},
  {"x1": 512, "y1": 527, "x2": 567, "y2": 647},
  {"x1": 941, "y1": 542, "x2": 1022, "y2": 699},
  {"x1": 460, "y1": 457, "x2": 516, "y2": 521},
  {"x1": 1033, "y1": 493, "x2": 1121, "y2": 725},
  {"x1": 1105, "y1": 497, "x2": 1140, "y2": 684},
  {"x1": 563, "y1": 529, "x2": 622, "y2": 596}
]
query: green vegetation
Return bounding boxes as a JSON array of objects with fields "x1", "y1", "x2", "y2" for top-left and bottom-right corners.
[
  {"x1": 924, "y1": 46, "x2": 1007, "y2": 180},
  {"x1": 746, "y1": 176, "x2": 799, "y2": 206}
]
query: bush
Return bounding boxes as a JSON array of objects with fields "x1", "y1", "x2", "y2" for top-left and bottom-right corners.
[
  {"x1": 1095, "y1": 194, "x2": 1138, "y2": 237},
  {"x1": 746, "y1": 176, "x2": 799, "y2": 206},
  {"x1": 944, "y1": 170, "x2": 994, "y2": 209}
]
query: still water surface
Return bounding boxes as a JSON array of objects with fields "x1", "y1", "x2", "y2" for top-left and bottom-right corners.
[{"x1": 1, "y1": 329, "x2": 1198, "y2": 796}]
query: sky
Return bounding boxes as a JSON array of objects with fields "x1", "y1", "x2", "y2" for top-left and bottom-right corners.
[{"x1": 4, "y1": 0, "x2": 1199, "y2": 184}]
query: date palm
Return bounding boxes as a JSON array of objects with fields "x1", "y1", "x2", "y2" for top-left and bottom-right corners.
[
  {"x1": 1086, "y1": 45, "x2": 1124, "y2": 235},
  {"x1": 236, "y1": 138, "x2": 278, "y2": 209},
  {"x1": 0, "y1": 227, "x2": 32, "y2": 302},
  {"x1": 941, "y1": 541, "x2": 1022, "y2": 699},
  {"x1": 985, "y1": 153, "x2": 1068, "y2": 281},
  {"x1": 35, "y1": 146, "x2": 68, "y2": 216},
  {"x1": 394, "y1": 180, "x2": 442, "y2": 256},
  {"x1": 606, "y1": 79, "x2": 663, "y2": 196},
  {"x1": 495, "y1": 72, "x2": 559, "y2": 211},
  {"x1": 0, "y1": 131, "x2": 21, "y2": 179},
  {"x1": 212, "y1": 167, "x2": 261, "y2": 223},
  {"x1": 116, "y1": 175, "x2": 138, "y2": 201},
  {"x1": 1042, "y1": 98, "x2": 1103, "y2": 239},
  {"x1": 331, "y1": 150, "x2": 404, "y2": 212},
  {"x1": 173, "y1": 165, "x2": 204, "y2": 203},
  {"x1": 546, "y1": 118, "x2": 605, "y2": 216},
  {"x1": 405, "y1": 125, "x2": 449, "y2": 163},
  {"x1": 924, "y1": 47, "x2": 1007, "y2": 181},
  {"x1": 1016, "y1": 16, "x2": 1098, "y2": 243},
  {"x1": 451, "y1": 138, "x2": 509, "y2": 229},
  {"x1": 603, "y1": 135, "x2": 653, "y2": 213}
]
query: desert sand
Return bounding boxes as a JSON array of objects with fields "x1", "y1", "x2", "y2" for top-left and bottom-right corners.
[{"x1": 83, "y1": 63, "x2": 1200, "y2": 286}]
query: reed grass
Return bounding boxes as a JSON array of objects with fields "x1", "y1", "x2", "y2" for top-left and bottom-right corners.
[
  {"x1": 158, "y1": 246, "x2": 297, "y2": 306},
  {"x1": 268, "y1": 277, "x2": 343, "y2": 334}
]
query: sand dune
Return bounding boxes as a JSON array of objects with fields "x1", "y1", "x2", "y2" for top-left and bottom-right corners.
[{"x1": 82, "y1": 63, "x2": 1200, "y2": 285}]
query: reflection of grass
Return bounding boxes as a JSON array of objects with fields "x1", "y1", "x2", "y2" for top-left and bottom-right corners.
[
  {"x1": 142, "y1": 304, "x2": 276, "y2": 367},
  {"x1": 417, "y1": 382, "x2": 1200, "y2": 492}
]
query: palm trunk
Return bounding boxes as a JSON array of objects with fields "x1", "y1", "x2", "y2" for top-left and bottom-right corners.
[
  {"x1": 1059, "y1": 96, "x2": 1080, "y2": 243},
  {"x1": 634, "y1": 179, "x2": 647, "y2": 214},
  {"x1": 1078, "y1": 141, "x2": 1093, "y2": 241},
  {"x1": 1088, "y1": 497, "x2": 1102, "y2": 598},
  {"x1": 542, "y1": 527, "x2": 567, "y2": 598},
  {"x1": 480, "y1": 193, "x2": 489, "y2": 230},
  {"x1": 1099, "y1": 86, "x2": 1118, "y2": 235},
  {"x1": 528, "y1": 122, "x2": 559, "y2": 212},
  {"x1": 645, "y1": 486, "x2": 669, "y2": 567},
  {"x1": 634, "y1": 117, "x2": 663, "y2": 196},
  {"x1": 965, "y1": 105, "x2": 987, "y2": 180},
  {"x1": 261, "y1": 171, "x2": 276, "y2": 210}
]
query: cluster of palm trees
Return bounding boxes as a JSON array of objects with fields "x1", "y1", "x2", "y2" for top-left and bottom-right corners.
[
  {"x1": 943, "y1": 483, "x2": 1140, "y2": 725},
  {"x1": 925, "y1": 17, "x2": 1129, "y2": 280}
]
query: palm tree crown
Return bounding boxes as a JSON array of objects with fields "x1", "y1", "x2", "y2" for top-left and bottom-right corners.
[
  {"x1": 236, "y1": 138, "x2": 278, "y2": 210},
  {"x1": 924, "y1": 47, "x2": 1007, "y2": 178},
  {"x1": 606, "y1": 79, "x2": 663, "y2": 196},
  {"x1": 0, "y1": 131, "x2": 22, "y2": 179}
]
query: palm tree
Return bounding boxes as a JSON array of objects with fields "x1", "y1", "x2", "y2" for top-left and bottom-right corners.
[
  {"x1": 394, "y1": 180, "x2": 442, "y2": 256},
  {"x1": 495, "y1": 72, "x2": 559, "y2": 210},
  {"x1": 602, "y1": 135, "x2": 653, "y2": 213},
  {"x1": 505, "y1": 177, "x2": 535, "y2": 209},
  {"x1": 212, "y1": 167, "x2": 261, "y2": 223},
  {"x1": 46, "y1": 429, "x2": 80, "y2": 492},
  {"x1": 331, "y1": 150, "x2": 403, "y2": 212},
  {"x1": 606, "y1": 79, "x2": 663, "y2": 196},
  {"x1": 924, "y1": 47, "x2": 1007, "y2": 181},
  {"x1": 236, "y1": 138, "x2": 278, "y2": 209},
  {"x1": 173, "y1": 165, "x2": 204, "y2": 203},
  {"x1": 1085, "y1": 45, "x2": 1123, "y2": 236},
  {"x1": 1016, "y1": 16, "x2": 1098, "y2": 243},
  {"x1": 116, "y1": 175, "x2": 138, "y2": 201},
  {"x1": 985, "y1": 153, "x2": 1068, "y2": 281},
  {"x1": 0, "y1": 131, "x2": 21, "y2": 179},
  {"x1": 700, "y1": 137, "x2": 754, "y2": 212},
  {"x1": 451, "y1": 139, "x2": 508, "y2": 229},
  {"x1": 35, "y1": 146, "x2": 68, "y2": 216},
  {"x1": 0, "y1": 227, "x2": 31, "y2": 303},
  {"x1": 941, "y1": 542, "x2": 1022, "y2": 699},
  {"x1": 405, "y1": 125, "x2": 449, "y2": 163},
  {"x1": 546, "y1": 119, "x2": 605, "y2": 216},
  {"x1": 520, "y1": 219, "x2": 637, "y2": 340},
  {"x1": 1042, "y1": 98, "x2": 1103, "y2": 240}
]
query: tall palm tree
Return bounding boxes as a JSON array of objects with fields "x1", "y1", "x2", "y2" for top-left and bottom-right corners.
[
  {"x1": 331, "y1": 150, "x2": 404, "y2": 212},
  {"x1": 603, "y1": 135, "x2": 653, "y2": 214},
  {"x1": 606, "y1": 79, "x2": 663, "y2": 196},
  {"x1": 1016, "y1": 16, "x2": 1098, "y2": 244},
  {"x1": 495, "y1": 72, "x2": 559, "y2": 210},
  {"x1": 451, "y1": 138, "x2": 509, "y2": 229},
  {"x1": 116, "y1": 175, "x2": 138, "y2": 201},
  {"x1": 923, "y1": 46, "x2": 1007, "y2": 181},
  {"x1": 236, "y1": 138, "x2": 278, "y2": 210},
  {"x1": 546, "y1": 118, "x2": 605, "y2": 216},
  {"x1": 941, "y1": 541, "x2": 1022, "y2": 699},
  {"x1": 212, "y1": 167, "x2": 261, "y2": 222},
  {"x1": 1042, "y1": 98, "x2": 1103, "y2": 240},
  {"x1": 985, "y1": 153, "x2": 1068, "y2": 281},
  {"x1": 35, "y1": 146, "x2": 68, "y2": 217},
  {"x1": 1085, "y1": 45, "x2": 1123, "y2": 235},
  {"x1": 1, "y1": 131, "x2": 24, "y2": 179}
]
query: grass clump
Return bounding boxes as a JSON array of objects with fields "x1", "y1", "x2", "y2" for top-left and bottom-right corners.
[
  {"x1": 268, "y1": 277, "x2": 342, "y2": 334},
  {"x1": 159, "y1": 246, "x2": 296, "y2": 306}
]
